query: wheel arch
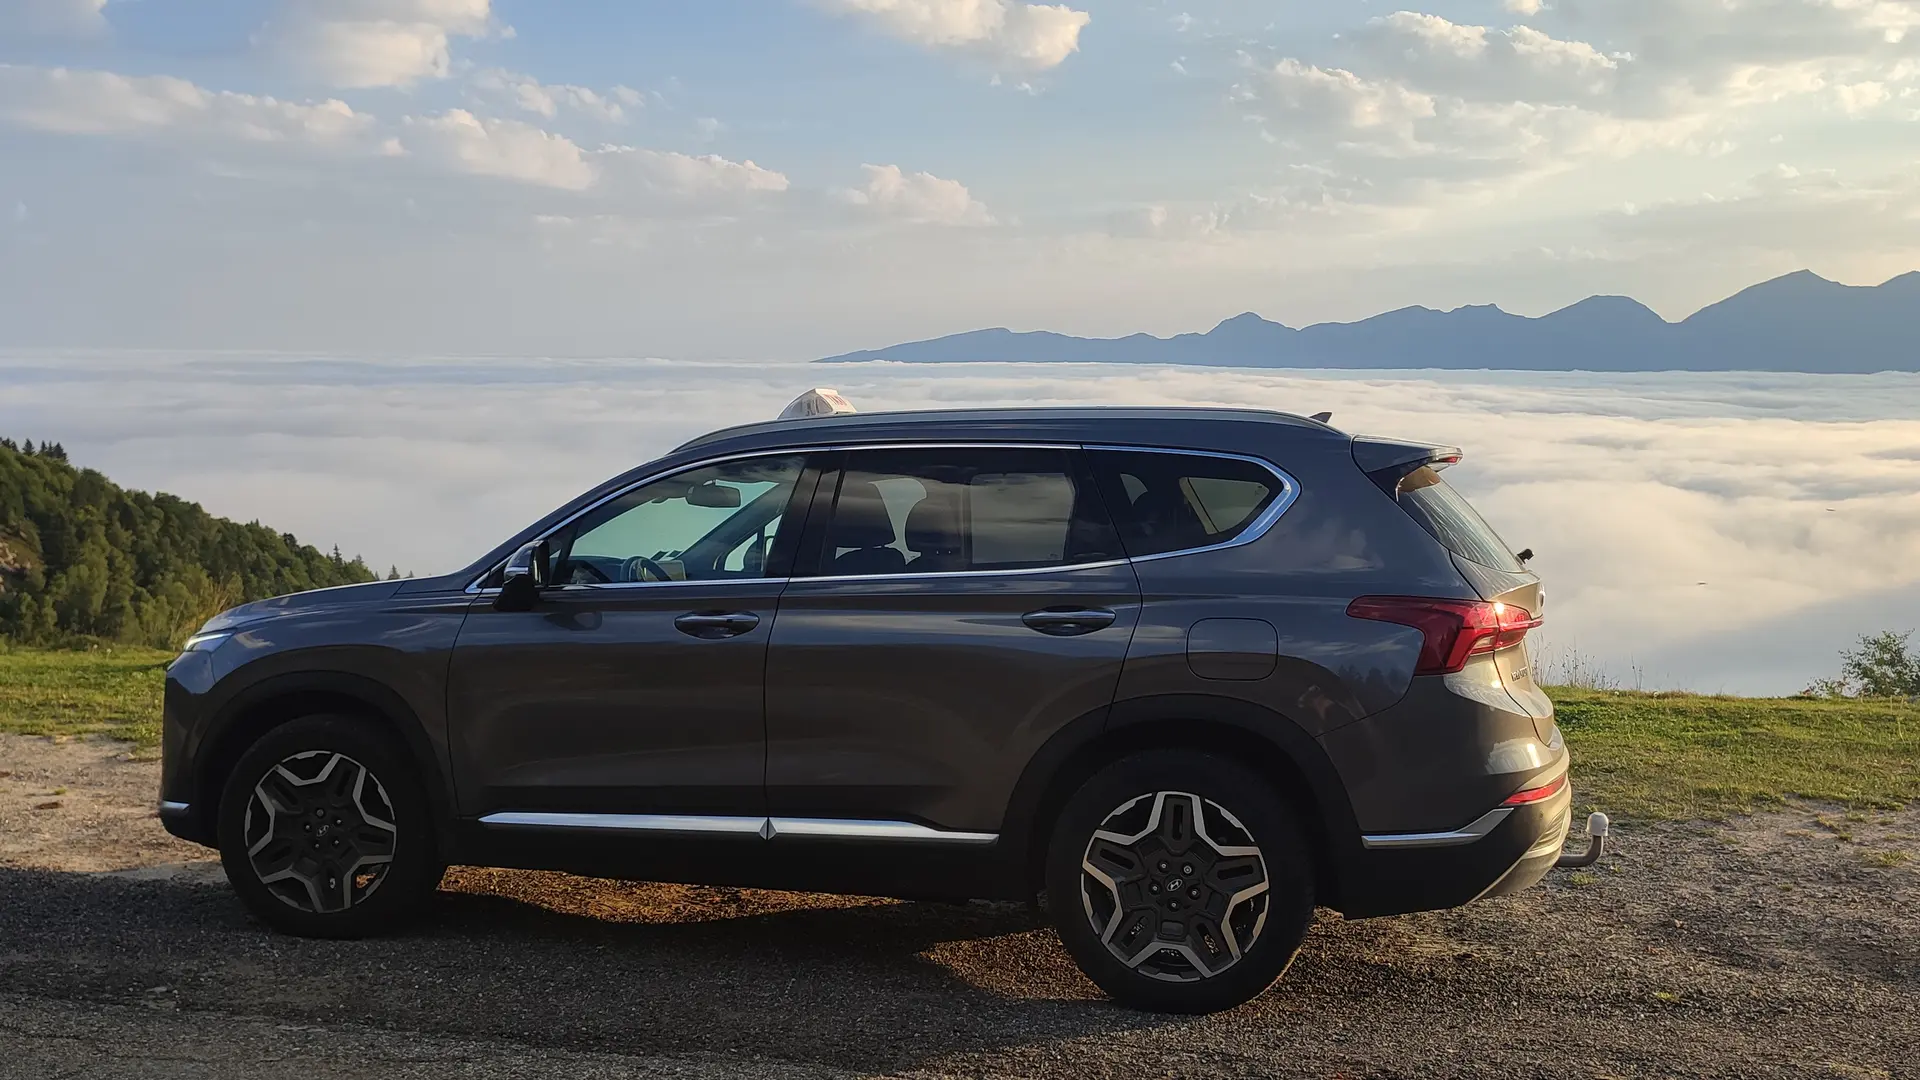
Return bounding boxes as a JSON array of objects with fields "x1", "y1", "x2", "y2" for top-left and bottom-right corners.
[
  {"x1": 194, "y1": 672, "x2": 454, "y2": 852},
  {"x1": 1003, "y1": 694, "x2": 1364, "y2": 907}
]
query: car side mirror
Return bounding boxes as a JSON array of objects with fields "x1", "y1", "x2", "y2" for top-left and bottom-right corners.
[
  {"x1": 494, "y1": 540, "x2": 549, "y2": 612},
  {"x1": 1515, "y1": 547, "x2": 1534, "y2": 566},
  {"x1": 686, "y1": 482, "x2": 741, "y2": 509}
]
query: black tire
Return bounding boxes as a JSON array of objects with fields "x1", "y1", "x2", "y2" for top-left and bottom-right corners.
[
  {"x1": 1044, "y1": 750, "x2": 1315, "y2": 1013},
  {"x1": 216, "y1": 714, "x2": 443, "y2": 939}
]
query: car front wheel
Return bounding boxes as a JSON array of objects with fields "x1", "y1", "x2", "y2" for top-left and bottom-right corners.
[
  {"x1": 216, "y1": 715, "x2": 442, "y2": 938},
  {"x1": 1045, "y1": 750, "x2": 1315, "y2": 1013}
]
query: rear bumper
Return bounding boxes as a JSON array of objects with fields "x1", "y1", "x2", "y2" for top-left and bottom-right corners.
[{"x1": 1332, "y1": 778, "x2": 1574, "y2": 918}]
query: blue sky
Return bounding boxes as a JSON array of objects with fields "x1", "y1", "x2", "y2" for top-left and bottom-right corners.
[{"x1": 2, "y1": 0, "x2": 1918, "y2": 357}]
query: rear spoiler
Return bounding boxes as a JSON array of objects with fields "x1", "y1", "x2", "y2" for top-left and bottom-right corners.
[{"x1": 1351, "y1": 436, "x2": 1463, "y2": 496}]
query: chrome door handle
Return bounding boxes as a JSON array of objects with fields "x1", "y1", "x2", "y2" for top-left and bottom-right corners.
[
  {"x1": 674, "y1": 611, "x2": 761, "y2": 639},
  {"x1": 1022, "y1": 607, "x2": 1117, "y2": 636}
]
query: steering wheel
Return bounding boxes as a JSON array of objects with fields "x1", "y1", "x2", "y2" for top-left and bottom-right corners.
[{"x1": 621, "y1": 554, "x2": 672, "y2": 583}]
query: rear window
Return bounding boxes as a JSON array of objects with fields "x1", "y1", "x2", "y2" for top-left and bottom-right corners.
[
  {"x1": 1087, "y1": 450, "x2": 1283, "y2": 558},
  {"x1": 1396, "y1": 466, "x2": 1523, "y2": 571}
]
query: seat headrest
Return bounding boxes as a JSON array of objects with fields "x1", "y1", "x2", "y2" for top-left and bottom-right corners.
[
  {"x1": 831, "y1": 481, "x2": 899, "y2": 549},
  {"x1": 904, "y1": 494, "x2": 962, "y2": 555}
]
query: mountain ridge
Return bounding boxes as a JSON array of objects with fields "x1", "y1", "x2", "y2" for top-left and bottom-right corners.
[{"x1": 817, "y1": 270, "x2": 1920, "y2": 374}]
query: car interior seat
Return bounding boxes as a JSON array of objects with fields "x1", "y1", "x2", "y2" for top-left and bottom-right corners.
[{"x1": 831, "y1": 481, "x2": 908, "y2": 575}]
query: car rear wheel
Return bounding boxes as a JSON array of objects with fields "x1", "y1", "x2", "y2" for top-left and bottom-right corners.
[
  {"x1": 1045, "y1": 750, "x2": 1315, "y2": 1013},
  {"x1": 216, "y1": 715, "x2": 442, "y2": 938}
]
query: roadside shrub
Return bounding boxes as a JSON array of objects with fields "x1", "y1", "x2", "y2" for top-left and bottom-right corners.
[{"x1": 1804, "y1": 630, "x2": 1920, "y2": 700}]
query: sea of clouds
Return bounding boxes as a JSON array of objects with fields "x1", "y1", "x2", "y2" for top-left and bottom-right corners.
[{"x1": 5, "y1": 351, "x2": 1917, "y2": 696}]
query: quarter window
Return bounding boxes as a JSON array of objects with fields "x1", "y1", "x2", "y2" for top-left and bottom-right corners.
[
  {"x1": 816, "y1": 448, "x2": 1121, "y2": 576},
  {"x1": 1395, "y1": 466, "x2": 1523, "y2": 572},
  {"x1": 552, "y1": 455, "x2": 805, "y2": 585},
  {"x1": 1087, "y1": 450, "x2": 1284, "y2": 558}
]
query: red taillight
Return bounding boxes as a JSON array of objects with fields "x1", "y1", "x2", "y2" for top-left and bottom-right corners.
[
  {"x1": 1345, "y1": 595, "x2": 1541, "y2": 675},
  {"x1": 1501, "y1": 773, "x2": 1567, "y2": 806}
]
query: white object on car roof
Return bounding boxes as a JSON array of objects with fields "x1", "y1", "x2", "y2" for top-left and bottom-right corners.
[{"x1": 778, "y1": 388, "x2": 857, "y2": 420}]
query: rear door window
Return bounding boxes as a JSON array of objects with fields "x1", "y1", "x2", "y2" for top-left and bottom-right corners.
[
  {"x1": 812, "y1": 448, "x2": 1122, "y2": 576},
  {"x1": 1395, "y1": 466, "x2": 1523, "y2": 571},
  {"x1": 1086, "y1": 450, "x2": 1284, "y2": 558}
]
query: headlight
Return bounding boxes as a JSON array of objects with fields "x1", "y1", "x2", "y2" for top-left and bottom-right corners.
[{"x1": 181, "y1": 630, "x2": 233, "y2": 653}]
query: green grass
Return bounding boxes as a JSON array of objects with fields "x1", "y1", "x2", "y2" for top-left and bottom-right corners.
[
  {"x1": 0, "y1": 646, "x2": 173, "y2": 750},
  {"x1": 1553, "y1": 686, "x2": 1920, "y2": 820},
  {"x1": 0, "y1": 648, "x2": 1915, "y2": 821}
]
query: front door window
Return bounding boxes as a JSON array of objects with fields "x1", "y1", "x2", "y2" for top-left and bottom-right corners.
[{"x1": 553, "y1": 456, "x2": 805, "y2": 585}]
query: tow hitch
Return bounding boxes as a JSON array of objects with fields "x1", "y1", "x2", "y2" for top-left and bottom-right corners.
[{"x1": 1555, "y1": 812, "x2": 1610, "y2": 869}]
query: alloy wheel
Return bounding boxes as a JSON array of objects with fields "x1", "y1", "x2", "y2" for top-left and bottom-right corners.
[
  {"x1": 242, "y1": 750, "x2": 398, "y2": 913},
  {"x1": 1079, "y1": 790, "x2": 1271, "y2": 982}
]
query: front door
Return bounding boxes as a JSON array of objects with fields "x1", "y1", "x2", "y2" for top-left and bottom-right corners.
[
  {"x1": 764, "y1": 446, "x2": 1140, "y2": 836},
  {"x1": 448, "y1": 453, "x2": 814, "y2": 819}
]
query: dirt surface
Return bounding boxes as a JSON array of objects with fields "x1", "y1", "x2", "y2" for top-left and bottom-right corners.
[
  {"x1": 0, "y1": 732, "x2": 216, "y2": 876},
  {"x1": 2, "y1": 733, "x2": 1918, "y2": 1079}
]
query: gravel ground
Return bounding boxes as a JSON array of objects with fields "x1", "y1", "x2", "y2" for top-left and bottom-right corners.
[{"x1": 2, "y1": 733, "x2": 1917, "y2": 1079}]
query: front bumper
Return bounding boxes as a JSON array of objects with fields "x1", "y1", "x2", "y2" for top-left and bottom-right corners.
[{"x1": 1332, "y1": 777, "x2": 1575, "y2": 918}]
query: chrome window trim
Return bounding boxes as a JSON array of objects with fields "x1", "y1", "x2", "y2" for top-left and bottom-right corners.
[
  {"x1": 784, "y1": 558, "x2": 1131, "y2": 585},
  {"x1": 476, "y1": 811, "x2": 999, "y2": 845},
  {"x1": 466, "y1": 439, "x2": 1303, "y2": 593},
  {"x1": 1081, "y1": 444, "x2": 1302, "y2": 564},
  {"x1": 1360, "y1": 807, "x2": 1512, "y2": 849}
]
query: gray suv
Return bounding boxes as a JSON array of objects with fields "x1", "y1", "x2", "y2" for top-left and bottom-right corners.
[{"x1": 160, "y1": 406, "x2": 1573, "y2": 1014}]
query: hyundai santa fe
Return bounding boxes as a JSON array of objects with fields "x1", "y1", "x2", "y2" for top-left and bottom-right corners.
[{"x1": 160, "y1": 403, "x2": 1576, "y2": 1014}]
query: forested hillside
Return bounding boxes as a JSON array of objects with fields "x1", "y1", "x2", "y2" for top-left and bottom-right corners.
[{"x1": 0, "y1": 439, "x2": 377, "y2": 648}]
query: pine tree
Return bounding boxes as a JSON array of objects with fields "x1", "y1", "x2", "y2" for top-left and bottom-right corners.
[{"x1": 0, "y1": 438, "x2": 378, "y2": 647}]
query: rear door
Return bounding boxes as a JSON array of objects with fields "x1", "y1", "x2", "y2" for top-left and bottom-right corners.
[{"x1": 763, "y1": 445, "x2": 1140, "y2": 836}]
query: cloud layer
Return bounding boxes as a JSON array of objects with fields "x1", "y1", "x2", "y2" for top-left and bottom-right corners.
[{"x1": 4, "y1": 352, "x2": 1913, "y2": 696}]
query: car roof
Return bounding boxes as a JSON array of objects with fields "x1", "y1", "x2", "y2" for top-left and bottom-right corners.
[{"x1": 674, "y1": 405, "x2": 1335, "y2": 454}]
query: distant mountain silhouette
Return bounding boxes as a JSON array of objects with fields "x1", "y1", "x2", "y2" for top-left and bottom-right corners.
[{"x1": 817, "y1": 270, "x2": 1920, "y2": 373}]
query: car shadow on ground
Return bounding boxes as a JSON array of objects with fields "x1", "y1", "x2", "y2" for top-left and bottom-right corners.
[{"x1": 0, "y1": 866, "x2": 1187, "y2": 1074}]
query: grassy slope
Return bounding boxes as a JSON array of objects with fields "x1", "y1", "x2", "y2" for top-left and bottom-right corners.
[
  {"x1": 2, "y1": 649, "x2": 1916, "y2": 820},
  {"x1": 1556, "y1": 687, "x2": 1919, "y2": 820},
  {"x1": 0, "y1": 647, "x2": 172, "y2": 749}
]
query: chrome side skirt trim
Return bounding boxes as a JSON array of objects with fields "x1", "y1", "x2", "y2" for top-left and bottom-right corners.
[
  {"x1": 1360, "y1": 807, "x2": 1512, "y2": 850},
  {"x1": 477, "y1": 811, "x2": 999, "y2": 845},
  {"x1": 478, "y1": 812, "x2": 767, "y2": 836},
  {"x1": 158, "y1": 800, "x2": 192, "y2": 816},
  {"x1": 767, "y1": 817, "x2": 999, "y2": 845}
]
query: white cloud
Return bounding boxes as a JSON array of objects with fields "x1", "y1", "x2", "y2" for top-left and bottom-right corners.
[
  {"x1": 0, "y1": 62, "x2": 792, "y2": 200},
  {"x1": 837, "y1": 163, "x2": 992, "y2": 224},
  {"x1": 1233, "y1": 0, "x2": 1920, "y2": 217},
  {"x1": 1837, "y1": 79, "x2": 1893, "y2": 111},
  {"x1": 470, "y1": 70, "x2": 634, "y2": 123},
  {"x1": 0, "y1": 0, "x2": 105, "y2": 36},
  {"x1": 0, "y1": 64, "x2": 381, "y2": 148},
  {"x1": 401, "y1": 110, "x2": 598, "y2": 190},
  {"x1": 817, "y1": 0, "x2": 1090, "y2": 70},
  {"x1": 1504, "y1": 0, "x2": 1544, "y2": 14},
  {"x1": 601, "y1": 147, "x2": 791, "y2": 196},
  {"x1": 1264, "y1": 59, "x2": 1437, "y2": 138},
  {"x1": 269, "y1": 0, "x2": 495, "y2": 89}
]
